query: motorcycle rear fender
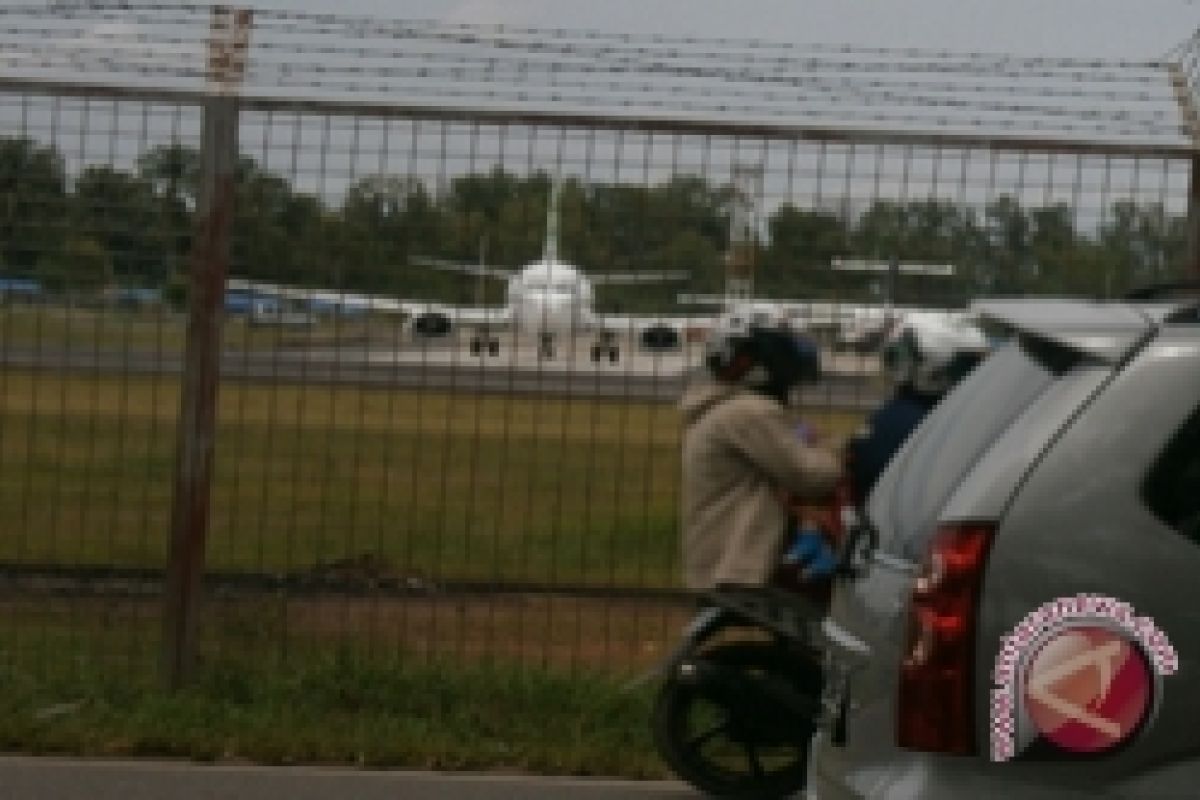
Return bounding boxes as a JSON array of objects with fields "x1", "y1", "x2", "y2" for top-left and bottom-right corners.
[{"x1": 662, "y1": 606, "x2": 742, "y2": 672}]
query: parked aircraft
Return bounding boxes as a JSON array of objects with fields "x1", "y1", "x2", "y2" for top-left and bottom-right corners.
[
  {"x1": 674, "y1": 291, "x2": 960, "y2": 353},
  {"x1": 408, "y1": 181, "x2": 689, "y2": 362},
  {"x1": 226, "y1": 215, "x2": 958, "y2": 362}
]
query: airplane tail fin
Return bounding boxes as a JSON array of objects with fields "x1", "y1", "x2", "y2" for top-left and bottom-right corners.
[{"x1": 542, "y1": 179, "x2": 561, "y2": 264}]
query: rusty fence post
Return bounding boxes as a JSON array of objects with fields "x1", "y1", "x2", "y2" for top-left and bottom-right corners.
[{"x1": 162, "y1": 6, "x2": 250, "y2": 690}]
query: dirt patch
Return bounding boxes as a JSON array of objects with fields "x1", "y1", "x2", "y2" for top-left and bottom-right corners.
[{"x1": 218, "y1": 591, "x2": 694, "y2": 672}]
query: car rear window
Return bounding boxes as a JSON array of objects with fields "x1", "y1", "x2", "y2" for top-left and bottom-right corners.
[
  {"x1": 1144, "y1": 403, "x2": 1200, "y2": 545},
  {"x1": 866, "y1": 335, "x2": 1081, "y2": 561}
]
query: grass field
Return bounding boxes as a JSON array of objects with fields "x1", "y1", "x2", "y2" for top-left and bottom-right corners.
[
  {"x1": 0, "y1": 629, "x2": 669, "y2": 778},
  {"x1": 0, "y1": 366, "x2": 862, "y2": 587},
  {"x1": 0, "y1": 592, "x2": 681, "y2": 776},
  {"x1": 0, "y1": 363, "x2": 861, "y2": 775}
]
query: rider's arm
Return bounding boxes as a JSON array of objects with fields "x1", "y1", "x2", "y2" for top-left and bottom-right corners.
[{"x1": 717, "y1": 393, "x2": 840, "y2": 501}]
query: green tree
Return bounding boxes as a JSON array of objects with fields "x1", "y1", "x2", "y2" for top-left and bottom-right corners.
[
  {"x1": 41, "y1": 235, "x2": 112, "y2": 295},
  {"x1": 761, "y1": 204, "x2": 849, "y2": 298},
  {"x1": 1098, "y1": 201, "x2": 1189, "y2": 297},
  {"x1": 1025, "y1": 204, "x2": 1082, "y2": 294},
  {"x1": 340, "y1": 174, "x2": 457, "y2": 297},
  {"x1": 981, "y1": 195, "x2": 1033, "y2": 294},
  {"x1": 231, "y1": 161, "x2": 316, "y2": 285},
  {"x1": 137, "y1": 143, "x2": 201, "y2": 204},
  {"x1": 847, "y1": 198, "x2": 979, "y2": 304},
  {"x1": 136, "y1": 143, "x2": 199, "y2": 280},
  {"x1": 0, "y1": 137, "x2": 68, "y2": 279},
  {"x1": 579, "y1": 175, "x2": 728, "y2": 306},
  {"x1": 72, "y1": 165, "x2": 169, "y2": 286}
]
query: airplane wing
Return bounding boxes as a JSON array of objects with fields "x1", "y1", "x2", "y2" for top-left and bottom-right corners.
[
  {"x1": 589, "y1": 270, "x2": 690, "y2": 285},
  {"x1": 226, "y1": 278, "x2": 517, "y2": 326},
  {"x1": 399, "y1": 300, "x2": 513, "y2": 326},
  {"x1": 449, "y1": 305, "x2": 514, "y2": 326},
  {"x1": 590, "y1": 312, "x2": 717, "y2": 339},
  {"x1": 410, "y1": 256, "x2": 515, "y2": 280}
]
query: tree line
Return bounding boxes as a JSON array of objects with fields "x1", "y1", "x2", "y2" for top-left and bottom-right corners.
[{"x1": 0, "y1": 136, "x2": 1190, "y2": 312}]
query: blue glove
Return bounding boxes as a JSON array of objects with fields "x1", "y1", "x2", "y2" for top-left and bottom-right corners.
[{"x1": 783, "y1": 527, "x2": 838, "y2": 580}]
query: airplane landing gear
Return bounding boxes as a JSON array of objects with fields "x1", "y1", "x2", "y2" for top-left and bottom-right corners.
[
  {"x1": 590, "y1": 331, "x2": 620, "y2": 364},
  {"x1": 538, "y1": 333, "x2": 556, "y2": 360},
  {"x1": 590, "y1": 343, "x2": 620, "y2": 363},
  {"x1": 470, "y1": 332, "x2": 501, "y2": 357}
]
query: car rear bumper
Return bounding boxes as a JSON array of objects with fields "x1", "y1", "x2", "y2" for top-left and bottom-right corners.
[{"x1": 806, "y1": 733, "x2": 1124, "y2": 800}]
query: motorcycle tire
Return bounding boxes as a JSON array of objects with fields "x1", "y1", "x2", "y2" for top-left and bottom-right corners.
[{"x1": 651, "y1": 640, "x2": 823, "y2": 799}]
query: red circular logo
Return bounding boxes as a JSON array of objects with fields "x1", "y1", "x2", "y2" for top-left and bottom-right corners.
[{"x1": 1022, "y1": 625, "x2": 1152, "y2": 754}]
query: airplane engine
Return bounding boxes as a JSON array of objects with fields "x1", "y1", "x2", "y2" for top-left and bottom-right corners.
[
  {"x1": 639, "y1": 324, "x2": 681, "y2": 351},
  {"x1": 411, "y1": 311, "x2": 453, "y2": 338}
]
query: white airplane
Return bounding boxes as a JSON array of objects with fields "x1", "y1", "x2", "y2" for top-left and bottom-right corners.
[
  {"x1": 673, "y1": 257, "x2": 961, "y2": 353},
  {"x1": 407, "y1": 181, "x2": 690, "y2": 362},
  {"x1": 673, "y1": 292, "x2": 970, "y2": 357}
]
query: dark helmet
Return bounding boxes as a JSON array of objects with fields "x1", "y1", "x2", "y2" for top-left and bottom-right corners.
[{"x1": 705, "y1": 314, "x2": 821, "y2": 403}]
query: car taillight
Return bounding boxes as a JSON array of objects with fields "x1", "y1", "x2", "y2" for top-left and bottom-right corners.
[{"x1": 896, "y1": 522, "x2": 994, "y2": 755}]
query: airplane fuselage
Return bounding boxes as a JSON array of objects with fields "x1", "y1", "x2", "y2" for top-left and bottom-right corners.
[{"x1": 507, "y1": 259, "x2": 595, "y2": 338}]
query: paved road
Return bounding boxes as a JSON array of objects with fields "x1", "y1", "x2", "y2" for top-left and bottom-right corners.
[
  {"x1": 0, "y1": 346, "x2": 884, "y2": 408},
  {"x1": 0, "y1": 756, "x2": 701, "y2": 800}
]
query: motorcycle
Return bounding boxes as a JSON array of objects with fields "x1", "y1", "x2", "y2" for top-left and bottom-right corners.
[{"x1": 651, "y1": 479, "x2": 873, "y2": 799}]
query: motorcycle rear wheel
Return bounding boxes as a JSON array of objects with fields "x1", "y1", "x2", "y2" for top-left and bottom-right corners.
[{"x1": 651, "y1": 640, "x2": 822, "y2": 799}]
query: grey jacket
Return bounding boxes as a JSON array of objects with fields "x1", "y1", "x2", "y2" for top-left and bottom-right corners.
[{"x1": 679, "y1": 374, "x2": 840, "y2": 589}]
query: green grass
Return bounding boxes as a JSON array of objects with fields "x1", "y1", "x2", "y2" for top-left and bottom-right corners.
[
  {"x1": 0, "y1": 368, "x2": 863, "y2": 586},
  {"x1": 0, "y1": 363, "x2": 862, "y2": 777},
  {"x1": 0, "y1": 644, "x2": 668, "y2": 778},
  {"x1": 1, "y1": 305, "x2": 181, "y2": 352},
  {"x1": 0, "y1": 603, "x2": 679, "y2": 775}
]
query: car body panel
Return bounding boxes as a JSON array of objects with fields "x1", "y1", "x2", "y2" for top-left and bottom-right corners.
[
  {"x1": 867, "y1": 342, "x2": 1059, "y2": 562},
  {"x1": 938, "y1": 361, "x2": 1110, "y2": 523},
  {"x1": 808, "y1": 731, "x2": 1129, "y2": 800},
  {"x1": 974, "y1": 329, "x2": 1200, "y2": 791},
  {"x1": 970, "y1": 299, "x2": 1162, "y2": 363},
  {"x1": 812, "y1": 302, "x2": 1200, "y2": 799}
]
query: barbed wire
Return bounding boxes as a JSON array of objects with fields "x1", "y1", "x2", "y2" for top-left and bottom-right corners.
[
  {"x1": 0, "y1": 29, "x2": 1174, "y2": 93},
  {"x1": 20, "y1": 3, "x2": 1183, "y2": 68},
  {"x1": 0, "y1": 45, "x2": 1176, "y2": 124},
  {"x1": 0, "y1": 2, "x2": 1195, "y2": 144}
]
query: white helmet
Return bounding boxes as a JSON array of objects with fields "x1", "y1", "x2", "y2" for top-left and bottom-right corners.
[{"x1": 881, "y1": 312, "x2": 988, "y2": 397}]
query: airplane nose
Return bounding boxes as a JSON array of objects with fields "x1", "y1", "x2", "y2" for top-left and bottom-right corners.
[{"x1": 519, "y1": 297, "x2": 578, "y2": 331}]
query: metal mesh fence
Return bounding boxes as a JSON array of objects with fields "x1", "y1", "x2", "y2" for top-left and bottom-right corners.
[{"x1": 0, "y1": 3, "x2": 1198, "y2": 683}]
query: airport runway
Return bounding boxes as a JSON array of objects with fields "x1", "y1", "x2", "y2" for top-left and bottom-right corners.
[{"x1": 0, "y1": 344, "x2": 886, "y2": 408}]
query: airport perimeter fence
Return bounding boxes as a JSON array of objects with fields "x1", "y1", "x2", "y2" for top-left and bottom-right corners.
[{"x1": 1, "y1": 4, "x2": 1199, "y2": 689}]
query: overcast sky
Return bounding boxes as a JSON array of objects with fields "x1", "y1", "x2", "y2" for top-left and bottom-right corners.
[
  {"x1": 232, "y1": 0, "x2": 1200, "y2": 59},
  {"x1": 13, "y1": 1, "x2": 1192, "y2": 221}
]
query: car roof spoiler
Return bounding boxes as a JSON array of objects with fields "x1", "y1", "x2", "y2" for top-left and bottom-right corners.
[{"x1": 969, "y1": 298, "x2": 1189, "y2": 364}]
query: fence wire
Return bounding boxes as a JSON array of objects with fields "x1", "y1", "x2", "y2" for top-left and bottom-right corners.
[
  {"x1": 0, "y1": 3, "x2": 1198, "y2": 684},
  {"x1": 0, "y1": 3, "x2": 1195, "y2": 144}
]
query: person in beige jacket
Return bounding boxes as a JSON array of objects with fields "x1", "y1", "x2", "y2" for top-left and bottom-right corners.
[{"x1": 680, "y1": 320, "x2": 841, "y2": 590}]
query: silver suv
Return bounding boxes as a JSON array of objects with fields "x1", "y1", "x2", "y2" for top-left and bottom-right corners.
[{"x1": 810, "y1": 298, "x2": 1200, "y2": 799}]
